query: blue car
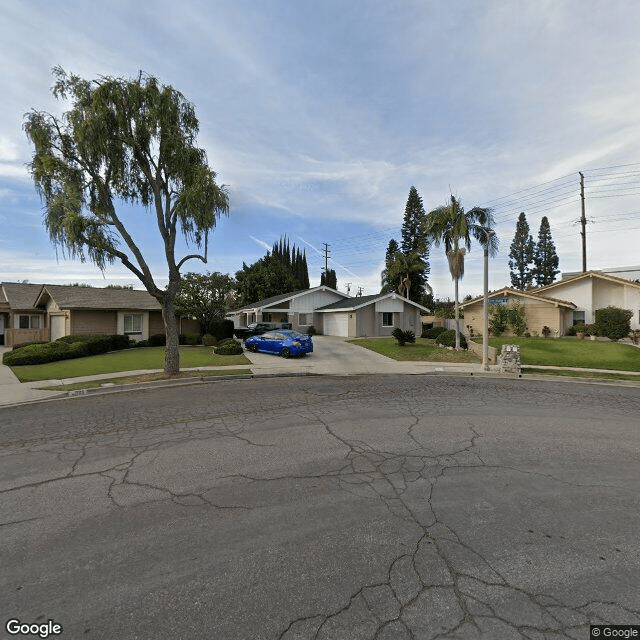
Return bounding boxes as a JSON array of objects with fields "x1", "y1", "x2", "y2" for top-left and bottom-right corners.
[{"x1": 244, "y1": 330, "x2": 313, "y2": 358}]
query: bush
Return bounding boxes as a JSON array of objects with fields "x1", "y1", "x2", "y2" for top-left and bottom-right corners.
[
  {"x1": 306, "y1": 325, "x2": 317, "y2": 336},
  {"x1": 179, "y1": 332, "x2": 201, "y2": 345},
  {"x1": 542, "y1": 325, "x2": 551, "y2": 338},
  {"x1": 216, "y1": 337, "x2": 236, "y2": 347},
  {"x1": 509, "y1": 303, "x2": 527, "y2": 337},
  {"x1": 584, "y1": 323, "x2": 598, "y2": 337},
  {"x1": 209, "y1": 319, "x2": 234, "y2": 341},
  {"x1": 11, "y1": 340, "x2": 49, "y2": 350},
  {"x1": 436, "y1": 329, "x2": 467, "y2": 349},
  {"x1": 595, "y1": 306, "x2": 633, "y2": 341},
  {"x1": 488, "y1": 305, "x2": 509, "y2": 336},
  {"x1": 392, "y1": 328, "x2": 416, "y2": 346},
  {"x1": 214, "y1": 339, "x2": 244, "y2": 355},
  {"x1": 109, "y1": 334, "x2": 132, "y2": 350},
  {"x1": 565, "y1": 324, "x2": 582, "y2": 336},
  {"x1": 422, "y1": 326, "x2": 446, "y2": 339},
  {"x1": 148, "y1": 333, "x2": 166, "y2": 347},
  {"x1": 202, "y1": 334, "x2": 217, "y2": 346}
]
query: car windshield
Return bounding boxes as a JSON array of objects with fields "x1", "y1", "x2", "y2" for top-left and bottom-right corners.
[{"x1": 289, "y1": 331, "x2": 308, "y2": 339}]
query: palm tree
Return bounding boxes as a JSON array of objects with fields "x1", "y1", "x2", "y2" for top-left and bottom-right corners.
[
  {"x1": 385, "y1": 251, "x2": 426, "y2": 301},
  {"x1": 424, "y1": 195, "x2": 498, "y2": 349}
]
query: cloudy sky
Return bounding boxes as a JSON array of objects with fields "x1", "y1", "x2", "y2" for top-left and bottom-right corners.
[{"x1": 2, "y1": 0, "x2": 640, "y2": 300}]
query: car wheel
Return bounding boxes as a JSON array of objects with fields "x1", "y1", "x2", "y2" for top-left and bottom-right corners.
[
  {"x1": 248, "y1": 344, "x2": 257, "y2": 352},
  {"x1": 280, "y1": 347, "x2": 291, "y2": 358}
]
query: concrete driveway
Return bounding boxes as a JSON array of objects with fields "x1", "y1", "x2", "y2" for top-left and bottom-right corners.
[{"x1": 244, "y1": 335, "x2": 478, "y2": 376}]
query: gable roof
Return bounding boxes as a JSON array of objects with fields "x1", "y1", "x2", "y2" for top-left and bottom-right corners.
[
  {"x1": 534, "y1": 270, "x2": 640, "y2": 294},
  {"x1": 460, "y1": 286, "x2": 576, "y2": 309},
  {"x1": 1, "y1": 283, "x2": 44, "y2": 310},
  {"x1": 34, "y1": 285, "x2": 161, "y2": 310},
  {"x1": 316, "y1": 292, "x2": 430, "y2": 313},
  {"x1": 231, "y1": 286, "x2": 348, "y2": 312}
]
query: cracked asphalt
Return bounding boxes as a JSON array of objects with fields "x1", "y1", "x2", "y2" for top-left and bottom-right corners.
[{"x1": 1, "y1": 374, "x2": 639, "y2": 639}]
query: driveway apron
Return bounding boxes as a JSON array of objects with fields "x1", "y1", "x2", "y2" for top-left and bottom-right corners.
[{"x1": 0, "y1": 347, "x2": 60, "y2": 406}]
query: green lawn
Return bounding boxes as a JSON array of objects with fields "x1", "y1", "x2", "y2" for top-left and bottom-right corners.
[
  {"x1": 10, "y1": 346, "x2": 250, "y2": 382},
  {"x1": 484, "y1": 337, "x2": 640, "y2": 371},
  {"x1": 349, "y1": 337, "x2": 481, "y2": 363}
]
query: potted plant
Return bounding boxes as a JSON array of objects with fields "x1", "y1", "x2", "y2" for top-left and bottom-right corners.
[
  {"x1": 585, "y1": 323, "x2": 598, "y2": 340},
  {"x1": 574, "y1": 323, "x2": 586, "y2": 340}
]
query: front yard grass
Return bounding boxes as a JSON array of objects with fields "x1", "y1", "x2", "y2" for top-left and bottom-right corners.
[
  {"x1": 10, "y1": 346, "x2": 250, "y2": 382},
  {"x1": 483, "y1": 337, "x2": 640, "y2": 371},
  {"x1": 349, "y1": 337, "x2": 481, "y2": 363}
]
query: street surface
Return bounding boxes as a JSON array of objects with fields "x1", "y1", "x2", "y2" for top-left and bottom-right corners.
[{"x1": 1, "y1": 375, "x2": 639, "y2": 639}]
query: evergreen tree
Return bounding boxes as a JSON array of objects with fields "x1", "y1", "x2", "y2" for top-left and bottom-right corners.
[
  {"x1": 399, "y1": 186, "x2": 430, "y2": 302},
  {"x1": 381, "y1": 238, "x2": 401, "y2": 293},
  {"x1": 533, "y1": 216, "x2": 560, "y2": 286},
  {"x1": 320, "y1": 269, "x2": 337, "y2": 289},
  {"x1": 508, "y1": 212, "x2": 535, "y2": 290}
]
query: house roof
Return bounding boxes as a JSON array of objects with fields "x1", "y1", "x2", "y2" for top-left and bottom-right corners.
[
  {"x1": 316, "y1": 292, "x2": 430, "y2": 313},
  {"x1": 34, "y1": 284, "x2": 162, "y2": 310},
  {"x1": 460, "y1": 287, "x2": 576, "y2": 309},
  {"x1": 230, "y1": 286, "x2": 348, "y2": 312},
  {"x1": 534, "y1": 270, "x2": 640, "y2": 294},
  {"x1": 1, "y1": 283, "x2": 44, "y2": 310}
]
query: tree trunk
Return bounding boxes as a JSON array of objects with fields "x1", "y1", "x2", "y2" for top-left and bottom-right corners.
[
  {"x1": 162, "y1": 298, "x2": 180, "y2": 375},
  {"x1": 454, "y1": 277, "x2": 460, "y2": 350}
]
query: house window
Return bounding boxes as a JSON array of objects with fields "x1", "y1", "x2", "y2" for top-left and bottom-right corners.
[
  {"x1": 124, "y1": 313, "x2": 143, "y2": 334},
  {"x1": 382, "y1": 312, "x2": 393, "y2": 327},
  {"x1": 572, "y1": 311, "x2": 586, "y2": 326},
  {"x1": 299, "y1": 313, "x2": 310, "y2": 325},
  {"x1": 262, "y1": 313, "x2": 272, "y2": 322},
  {"x1": 19, "y1": 315, "x2": 41, "y2": 329}
]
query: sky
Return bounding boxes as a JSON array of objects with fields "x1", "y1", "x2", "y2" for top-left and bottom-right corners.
[{"x1": 2, "y1": 0, "x2": 640, "y2": 301}]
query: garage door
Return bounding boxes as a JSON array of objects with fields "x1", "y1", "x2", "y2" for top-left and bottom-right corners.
[
  {"x1": 323, "y1": 312, "x2": 349, "y2": 337},
  {"x1": 50, "y1": 315, "x2": 66, "y2": 341}
]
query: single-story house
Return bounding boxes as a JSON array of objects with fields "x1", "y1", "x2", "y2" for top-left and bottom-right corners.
[
  {"x1": 0, "y1": 282, "x2": 200, "y2": 347},
  {"x1": 534, "y1": 271, "x2": 640, "y2": 330},
  {"x1": 461, "y1": 287, "x2": 577, "y2": 337},
  {"x1": 227, "y1": 286, "x2": 350, "y2": 333},
  {"x1": 227, "y1": 286, "x2": 429, "y2": 338},
  {"x1": 315, "y1": 292, "x2": 429, "y2": 337}
]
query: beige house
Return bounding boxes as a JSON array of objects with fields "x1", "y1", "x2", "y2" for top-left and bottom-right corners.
[
  {"x1": 535, "y1": 271, "x2": 640, "y2": 331},
  {"x1": 461, "y1": 287, "x2": 576, "y2": 337},
  {"x1": 0, "y1": 282, "x2": 198, "y2": 347}
]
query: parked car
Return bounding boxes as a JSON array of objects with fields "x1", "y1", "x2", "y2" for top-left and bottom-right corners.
[
  {"x1": 233, "y1": 323, "x2": 275, "y2": 340},
  {"x1": 244, "y1": 330, "x2": 313, "y2": 358}
]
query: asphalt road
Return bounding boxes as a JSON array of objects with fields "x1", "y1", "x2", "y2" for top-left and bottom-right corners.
[{"x1": 1, "y1": 375, "x2": 639, "y2": 639}]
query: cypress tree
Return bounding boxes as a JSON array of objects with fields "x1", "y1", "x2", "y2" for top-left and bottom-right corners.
[
  {"x1": 399, "y1": 186, "x2": 430, "y2": 302},
  {"x1": 508, "y1": 212, "x2": 535, "y2": 290},
  {"x1": 533, "y1": 216, "x2": 560, "y2": 286}
]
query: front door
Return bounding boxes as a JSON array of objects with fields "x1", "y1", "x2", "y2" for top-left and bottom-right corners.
[{"x1": 0, "y1": 315, "x2": 4, "y2": 345}]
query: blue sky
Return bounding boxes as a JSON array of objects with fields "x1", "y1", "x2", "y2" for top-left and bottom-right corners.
[{"x1": 2, "y1": 1, "x2": 640, "y2": 300}]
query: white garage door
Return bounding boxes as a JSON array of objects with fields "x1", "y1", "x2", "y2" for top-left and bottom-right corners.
[
  {"x1": 50, "y1": 315, "x2": 66, "y2": 341},
  {"x1": 323, "y1": 312, "x2": 349, "y2": 337}
]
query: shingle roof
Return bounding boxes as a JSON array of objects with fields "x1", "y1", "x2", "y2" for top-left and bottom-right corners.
[
  {"x1": 1, "y1": 283, "x2": 44, "y2": 310},
  {"x1": 36, "y1": 284, "x2": 162, "y2": 310},
  {"x1": 231, "y1": 286, "x2": 347, "y2": 312},
  {"x1": 316, "y1": 292, "x2": 429, "y2": 313},
  {"x1": 460, "y1": 287, "x2": 576, "y2": 309},
  {"x1": 535, "y1": 270, "x2": 640, "y2": 293}
]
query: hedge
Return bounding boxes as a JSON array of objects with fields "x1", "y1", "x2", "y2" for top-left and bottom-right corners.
[
  {"x1": 214, "y1": 339, "x2": 244, "y2": 355},
  {"x1": 422, "y1": 326, "x2": 446, "y2": 339},
  {"x1": 3, "y1": 334, "x2": 132, "y2": 366}
]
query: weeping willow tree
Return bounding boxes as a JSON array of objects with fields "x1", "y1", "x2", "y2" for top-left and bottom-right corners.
[
  {"x1": 424, "y1": 195, "x2": 498, "y2": 349},
  {"x1": 24, "y1": 68, "x2": 229, "y2": 374}
]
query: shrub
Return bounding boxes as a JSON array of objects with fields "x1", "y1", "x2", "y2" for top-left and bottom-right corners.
[
  {"x1": 436, "y1": 329, "x2": 467, "y2": 349},
  {"x1": 565, "y1": 324, "x2": 582, "y2": 336},
  {"x1": 148, "y1": 333, "x2": 166, "y2": 347},
  {"x1": 541, "y1": 325, "x2": 551, "y2": 338},
  {"x1": 508, "y1": 303, "x2": 527, "y2": 337},
  {"x1": 3, "y1": 341, "x2": 72, "y2": 366},
  {"x1": 214, "y1": 339, "x2": 244, "y2": 355},
  {"x1": 584, "y1": 323, "x2": 598, "y2": 337},
  {"x1": 488, "y1": 305, "x2": 509, "y2": 336},
  {"x1": 216, "y1": 337, "x2": 236, "y2": 347},
  {"x1": 202, "y1": 334, "x2": 217, "y2": 346},
  {"x1": 11, "y1": 340, "x2": 49, "y2": 350},
  {"x1": 595, "y1": 306, "x2": 633, "y2": 341},
  {"x1": 524, "y1": 331, "x2": 531, "y2": 338},
  {"x1": 56, "y1": 334, "x2": 92, "y2": 344},
  {"x1": 109, "y1": 334, "x2": 132, "y2": 350},
  {"x1": 209, "y1": 318, "x2": 234, "y2": 341},
  {"x1": 392, "y1": 328, "x2": 416, "y2": 346},
  {"x1": 422, "y1": 326, "x2": 446, "y2": 339},
  {"x1": 179, "y1": 332, "x2": 201, "y2": 345},
  {"x1": 306, "y1": 325, "x2": 317, "y2": 336}
]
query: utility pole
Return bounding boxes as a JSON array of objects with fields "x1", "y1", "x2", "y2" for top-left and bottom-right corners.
[
  {"x1": 322, "y1": 243, "x2": 330, "y2": 275},
  {"x1": 345, "y1": 282, "x2": 351, "y2": 296},
  {"x1": 579, "y1": 172, "x2": 587, "y2": 272},
  {"x1": 356, "y1": 286, "x2": 364, "y2": 297}
]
